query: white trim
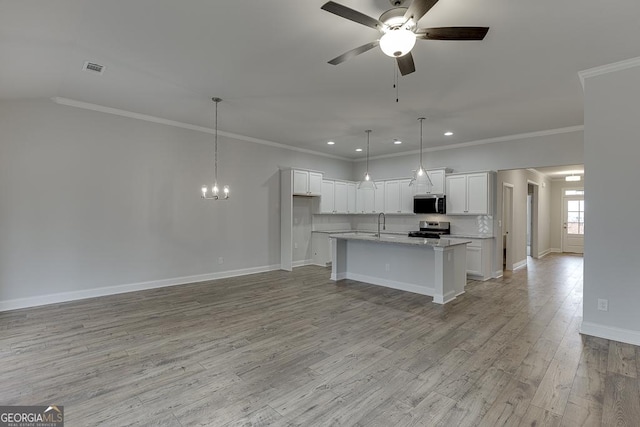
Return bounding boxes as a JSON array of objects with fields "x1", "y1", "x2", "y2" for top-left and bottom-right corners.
[
  {"x1": 513, "y1": 259, "x2": 528, "y2": 271},
  {"x1": 52, "y1": 97, "x2": 584, "y2": 164},
  {"x1": 51, "y1": 97, "x2": 350, "y2": 161},
  {"x1": 581, "y1": 321, "x2": 640, "y2": 347},
  {"x1": 359, "y1": 125, "x2": 584, "y2": 162},
  {"x1": 0, "y1": 264, "x2": 281, "y2": 312},
  {"x1": 538, "y1": 248, "x2": 561, "y2": 259},
  {"x1": 579, "y1": 56, "x2": 640, "y2": 89},
  {"x1": 342, "y1": 272, "x2": 436, "y2": 298},
  {"x1": 292, "y1": 259, "x2": 314, "y2": 268},
  {"x1": 492, "y1": 270, "x2": 503, "y2": 279}
]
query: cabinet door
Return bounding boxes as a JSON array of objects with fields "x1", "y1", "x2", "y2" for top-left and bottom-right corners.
[
  {"x1": 320, "y1": 180, "x2": 334, "y2": 213},
  {"x1": 292, "y1": 170, "x2": 309, "y2": 195},
  {"x1": 399, "y1": 179, "x2": 414, "y2": 213},
  {"x1": 466, "y1": 173, "x2": 489, "y2": 214},
  {"x1": 357, "y1": 187, "x2": 375, "y2": 213},
  {"x1": 334, "y1": 181, "x2": 348, "y2": 213},
  {"x1": 428, "y1": 170, "x2": 445, "y2": 194},
  {"x1": 374, "y1": 182, "x2": 385, "y2": 213},
  {"x1": 308, "y1": 172, "x2": 323, "y2": 196},
  {"x1": 446, "y1": 175, "x2": 467, "y2": 214},
  {"x1": 384, "y1": 181, "x2": 400, "y2": 213},
  {"x1": 347, "y1": 183, "x2": 357, "y2": 213}
]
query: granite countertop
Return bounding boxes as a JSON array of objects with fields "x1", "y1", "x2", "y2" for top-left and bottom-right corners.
[{"x1": 330, "y1": 232, "x2": 471, "y2": 248}]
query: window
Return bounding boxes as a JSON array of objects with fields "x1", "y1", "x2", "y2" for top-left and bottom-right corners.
[
  {"x1": 564, "y1": 189, "x2": 584, "y2": 196},
  {"x1": 566, "y1": 199, "x2": 585, "y2": 235}
]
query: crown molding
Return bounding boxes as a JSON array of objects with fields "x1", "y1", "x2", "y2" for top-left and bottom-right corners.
[
  {"x1": 356, "y1": 125, "x2": 584, "y2": 162},
  {"x1": 579, "y1": 56, "x2": 640, "y2": 89},
  {"x1": 51, "y1": 97, "x2": 351, "y2": 162}
]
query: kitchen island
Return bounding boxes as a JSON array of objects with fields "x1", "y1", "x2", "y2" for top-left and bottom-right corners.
[{"x1": 330, "y1": 233, "x2": 470, "y2": 304}]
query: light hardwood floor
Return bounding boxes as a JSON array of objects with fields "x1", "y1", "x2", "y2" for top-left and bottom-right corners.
[{"x1": 1, "y1": 254, "x2": 639, "y2": 426}]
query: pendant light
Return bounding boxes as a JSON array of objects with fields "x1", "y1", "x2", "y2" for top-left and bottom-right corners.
[
  {"x1": 409, "y1": 117, "x2": 433, "y2": 189},
  {"x1": 201, "y1": 97, "x2": 230, "y2": 200},
  {"x1": 358, "y1": 130, "x2": 377, "y2": 190}
]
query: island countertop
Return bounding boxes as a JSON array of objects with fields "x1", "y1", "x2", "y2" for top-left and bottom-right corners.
[{"x1": 330, "y1": 232, "x2": 471, "y2": 248}]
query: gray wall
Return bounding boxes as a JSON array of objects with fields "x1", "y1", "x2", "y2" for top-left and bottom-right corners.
[
  {"x1": 0, "y1": 99, "x2": 352, "y2": 303},
  {"x1": 582, "y1": 62, "x2": 640, "y2": 344}
]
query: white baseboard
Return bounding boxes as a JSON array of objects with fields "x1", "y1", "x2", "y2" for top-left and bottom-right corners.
[
  {"x1": 538, "y1": 248, "x2": 561, "y2": 259},
  {"x1": 492, "y1": 270, "x2": 503, "y2": 279},
  {"x1": 580, "y1": 321, "x2": 640, "y2": 347},
  {"x1": 292, "y1": 259, "x2": 314, "y2": 268},
  {"x1": 0, "y1": 264, "x2": 281, "y2": 312},
  {"x1": 513, "y1": 259, "x2": 528, "y2": 271}
]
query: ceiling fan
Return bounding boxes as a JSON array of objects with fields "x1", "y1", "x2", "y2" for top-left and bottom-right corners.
[{"x1": 321, "y1": 0, "x2": 489, "y2": 76}]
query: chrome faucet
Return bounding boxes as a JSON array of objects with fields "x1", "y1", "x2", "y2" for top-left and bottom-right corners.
[{"x1": 377, "y1": 212, "x2": 386, "y2": 237}]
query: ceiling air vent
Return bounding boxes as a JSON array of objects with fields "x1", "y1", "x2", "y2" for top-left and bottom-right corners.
[{"x1": 83, "y1": 61, "x2": 105, "y2": 74}]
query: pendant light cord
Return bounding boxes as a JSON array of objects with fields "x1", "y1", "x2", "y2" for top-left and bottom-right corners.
[
  {"x1": 366, "y1": 129, "x2": 371, "y2": 174},
  {"x1": 418, "y1": 117, "x2": 425, "y2": 170},
  {"x1": 212, "y1": 97, "x2": 221, "y2": 185}
]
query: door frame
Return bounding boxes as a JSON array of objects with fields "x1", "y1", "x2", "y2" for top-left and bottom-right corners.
[
  {"x1": 527, "y1": 180, "x2": 540, "y2": 259},
  {"x1": 502, "y1": 183, "x2": 515, "y2": 271}
]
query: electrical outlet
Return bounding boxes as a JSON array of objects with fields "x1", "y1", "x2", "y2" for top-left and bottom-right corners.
[
  {"x1": 385, "y1": 263, "x2": 390, "y2": 272},
  {"x1": 294, "y1": 242, "x2": 298, "y2": 249},
  {"x1": 597, "y1": 299, "x2": 608, "y2": 311},
  {"x1": 218, "y1": 257, "x2": 224, "y2": 265}
]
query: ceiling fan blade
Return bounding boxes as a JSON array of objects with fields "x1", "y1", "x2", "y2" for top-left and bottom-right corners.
[
  {"x1": 321, "y1": 1, "x2": 384, "y2": 30},
  {"x1": 403, "y1": 0, "x2": 439, "y2": 23},
  {"x1": 396, "y1": 52, "x2": 416, "y2": 76},
  {"x1": 416, "y1": 27, "x2": 489, "y2": 40},
  {"x1": 328, "y1": 41, "x2": 380, "y2": 65}
]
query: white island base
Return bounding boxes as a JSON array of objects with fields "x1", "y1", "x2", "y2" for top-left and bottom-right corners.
[{"x1": 330, "y1": 234, "x2": 469, "y2": 304}]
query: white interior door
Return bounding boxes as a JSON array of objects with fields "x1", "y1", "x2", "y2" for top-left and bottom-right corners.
[{"x1": 563, "y1": 196, "x2": 585, "y2": 254}]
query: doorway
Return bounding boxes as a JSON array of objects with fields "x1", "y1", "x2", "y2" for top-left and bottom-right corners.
[
  {"x1": 562, "y1": 192, "x2": 585, "y2": 254},
  {"x1": 502, "y1": 183, "x2": 514, "y2": 270}
]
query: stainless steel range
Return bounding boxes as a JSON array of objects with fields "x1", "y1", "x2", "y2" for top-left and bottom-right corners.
[{"x1": 408, "y1": 221, "x2": 450, "y2": 239}]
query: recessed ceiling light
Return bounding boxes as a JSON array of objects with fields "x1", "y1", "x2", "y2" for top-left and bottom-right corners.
[
  {"x1": 355, "y1": 148, "x2": 363, "y2": 152},
  {"x1": 444, "y1": 131, "x2": 453, "y2": 136},
  {"x1": 327, "y1": 141, "x2": 335, "y2": 145},
  {"x1": 393, "y1": 139, "x2": 402, "y2": 145}
]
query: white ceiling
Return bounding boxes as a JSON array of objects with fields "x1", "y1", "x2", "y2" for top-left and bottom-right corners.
[
  {"x1": 531, "y1": 165, "x2": 584, "y2": 179},
  {"x1": 2, "y1": 0, "x2": 640, "y2": 159}
]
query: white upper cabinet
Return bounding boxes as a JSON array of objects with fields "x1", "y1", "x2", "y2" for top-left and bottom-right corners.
[
  {"x1": 385, "y1": 179, "x2": 414, "y2": 214},
  {"x1": 347, "y1": 183, "x2": 357, "y2": 213},
  {"x1": 413, "y1": 169, "x2": 446, "y2": 195},
  {"x1": 356, "y1": 187, "x2": 375, "y2": 213},
  {"x1": 320, "y1": 180, "x2": 334, "y2": 213},
  {"x1": 400, "y1": 179, "x2": 414, "y2": 213},
  {"x1": 374, "y1": 182, "x2": 385, "y2": 213},
  {"x1": 466, "y1": 173, "x2": 490, "y2": 214},
  {"x1": 384, "y1": 181, "x2": 400, "y2": 213},
  {"x1": 445, "y1": 172, "x2": 493, "y2": 215},
  {"x1": 333, "y1": 181, "x2": 348, "y2": 213},
  {"x1": 309, "y1": 172, "x2": 323, "y2": 195},
  {"x1": 292, "y1": 169, "x2": 322, "y2": 196}
]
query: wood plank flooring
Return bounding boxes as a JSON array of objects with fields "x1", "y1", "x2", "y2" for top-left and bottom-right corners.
[{"x1": 1, "y1": 254, "x2": 639, "y2": 426}]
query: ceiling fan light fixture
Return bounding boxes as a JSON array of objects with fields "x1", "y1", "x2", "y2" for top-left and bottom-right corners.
[{"x1": 380, "y1": 29, "x2": 416, "y2": 57}]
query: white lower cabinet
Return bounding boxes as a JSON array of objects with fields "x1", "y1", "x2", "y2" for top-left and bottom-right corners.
[{"x1": 464, "y1": 238, "x2": 494, "y2": 281}]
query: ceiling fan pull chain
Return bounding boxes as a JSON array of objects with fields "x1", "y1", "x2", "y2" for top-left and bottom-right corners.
[{"x1": 394, "y1": 65, "x2": 399, "y2": 103}]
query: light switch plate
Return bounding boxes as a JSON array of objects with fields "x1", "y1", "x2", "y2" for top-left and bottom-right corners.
[{"x1": 597, "y1": 299, "x2": 608, "y2": 311}]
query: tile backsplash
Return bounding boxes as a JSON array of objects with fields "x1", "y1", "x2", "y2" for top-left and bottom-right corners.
[{"x1": 313, "y1": 213, "x2": 494, "y2": 236}]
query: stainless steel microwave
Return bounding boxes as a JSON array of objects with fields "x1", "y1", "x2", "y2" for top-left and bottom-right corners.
[{"x1": 413, "y1": 194, "x2": 446, "y2": 214}]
